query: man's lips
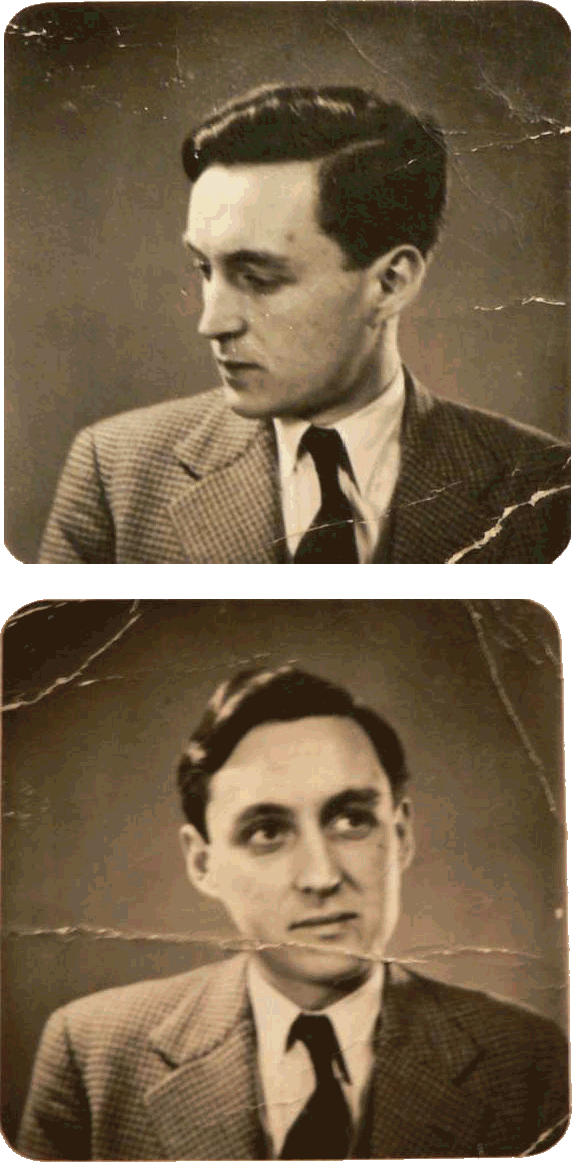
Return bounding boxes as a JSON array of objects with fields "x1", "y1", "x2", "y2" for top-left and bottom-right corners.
[
  {"x1": 217, "y1": 359, "x2": 261, "y2": 370},
  {"x1": 289, "y1": 912, "x2": 358, "y2": 931}
]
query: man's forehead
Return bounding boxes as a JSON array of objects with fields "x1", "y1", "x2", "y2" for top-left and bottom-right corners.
[
  {"x1": 206, "y1": 716, "x2": 393, "y2": 817},
  {"x1": 185, "y1": 159, "x2": 321, "y2": 247}
]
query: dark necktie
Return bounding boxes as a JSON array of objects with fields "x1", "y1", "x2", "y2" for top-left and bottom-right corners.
[
  {"x1": 293, "y1": 427, "x2": 359, "y2": 563},
  {"x1": 279, "y1": 1014, "x2": 353, "y2": 1160}
]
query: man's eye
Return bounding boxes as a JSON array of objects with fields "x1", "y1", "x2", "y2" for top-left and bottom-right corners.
[
  {"x1": 193, "y1": 260, "x2": 211, "y2": 280},
  {"x1": 237, "y1": 270, "x2": 281, "y2": 293},
  {"x1": 330, "y1": 812, "x2": 376, "y2": 839},
  {"x1": 243, "y1": 822, "x2": 288, "y2": 850}
]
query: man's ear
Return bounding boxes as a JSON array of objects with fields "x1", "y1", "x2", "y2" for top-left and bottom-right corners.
[
  {"x1": 394, "y1": 798, "x2": 415, "y2": 871},
  {"x1": 367, "y1": 245, "x2": 426, "y2": 322},
  {"x1": 179, "y1": 823, "x2": 219, "y2": 900}
]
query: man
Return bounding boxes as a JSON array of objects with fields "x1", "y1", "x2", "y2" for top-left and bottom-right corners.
[
  {"x1": 18, "y1": 667, "x2": 568, "y2": 1159},
  {"x1": 39, "y1": 85, "x2": 569, "y2": 563}
]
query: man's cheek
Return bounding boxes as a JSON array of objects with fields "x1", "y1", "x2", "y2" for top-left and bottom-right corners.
[
  {"x1": 209, "y1": 858, "x2": 253, "y2": 902},
  {"x1": 225, "y1": 868, "x2": 275, "y2": 914},
  {"x1": 344, "y1": 839, "x2": 386, "y2": 879}
]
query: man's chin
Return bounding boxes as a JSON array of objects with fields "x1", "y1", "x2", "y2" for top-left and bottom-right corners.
[
  {"x1": 277, "y1": 944, "x2": 371, "y2": 985},
  {"x1": 221, "y1": 383, "x2": 271, "y2": 420},
  {"x1": 220, "y1": 380, "x2": 326, "y2": 423},
  {"x1": 254, "y1": 941, "x2": 376, "y2": 1006}
]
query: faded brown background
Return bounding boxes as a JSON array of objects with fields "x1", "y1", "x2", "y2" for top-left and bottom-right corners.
[
  {"x1": 5, "y1": 1, "x2": 570, "y2": 561},
  {"x1": 2, "y1": 599, "x2": 566, "y2": 1145}
]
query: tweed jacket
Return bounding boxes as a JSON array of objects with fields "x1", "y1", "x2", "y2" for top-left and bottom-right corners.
[
  {"x1": 39, "y1": 372, "x2": 570, "y2": 563},
  {"x1": 18, "y1": 956, "x2": 568, "y2": 1160}
]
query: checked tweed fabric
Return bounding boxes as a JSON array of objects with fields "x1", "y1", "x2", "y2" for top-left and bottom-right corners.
[
  {"x1": 18, "y1": 957, "x2": 569, "y2": 1160},
  {"x1": 38, "y1": 372, "x2": 570, "y2": 564}
]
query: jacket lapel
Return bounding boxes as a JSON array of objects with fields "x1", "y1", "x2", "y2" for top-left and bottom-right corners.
[
  {"x1": 145, "y1": 957, "x2": 490, "y2": 1161},
  {"x1": 360, "y1": 963, "x2": 489, "y2": 1158},
  {"x1": 385, "y1": 374, "x2": 503, "y2": 564},
  {"x1": 145, "y1": 955, "x2": 265, "y2": 1160},
  {"x1": 168, "y1": 396, "x2": 286, "y2": 563},
  {"x1": 165, "y1": 376, "x2": 564, "y2": 564}
]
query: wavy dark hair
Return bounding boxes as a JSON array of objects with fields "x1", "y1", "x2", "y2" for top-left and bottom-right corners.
[
  {"x1": 177, "y1": 666, "x2": 410, "y2": 838},
  {"x1": 182, "y1": 84, "x2": 447, "y2": 268}
]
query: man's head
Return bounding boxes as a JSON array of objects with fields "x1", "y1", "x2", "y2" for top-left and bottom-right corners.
[
  {"x1": 181, "y1": 85, "x2": 447, "y2": 423},
  {"x1": 178, "y1": 667, "x2": 414, "y2": 1007}
]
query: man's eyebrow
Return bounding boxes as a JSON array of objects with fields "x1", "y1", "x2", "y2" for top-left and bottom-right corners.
[
  {"x1": 231, "y1": 802, "x2": 293, "y2": 832},
  {"x1": 321, "y1": 788, "x2": 381, "y2": 823},
  {"x1": 181, "y1": 239, "x2": 294, "y2": 271},
  {"x1": 182, "y1": 240, "x2": 206, "y2": 258},
  {"x1": 226, "y1": 249, "x2": 293, "y2": 271}
]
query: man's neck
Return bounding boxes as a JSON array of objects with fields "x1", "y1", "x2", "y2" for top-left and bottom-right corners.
[
  {"x1": 299, "y1": 325, "x2": 401, "y2": 427},
  {"x1": 254, "y1": 953, "x2": 375, "y2": 1011}
]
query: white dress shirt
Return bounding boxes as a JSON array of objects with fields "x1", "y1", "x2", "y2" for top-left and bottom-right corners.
[
  {"x1": 273, "y1": 367, "x2": 405, "y2": 562},
  {"x1": 247, "y1": 958, "x2": 384, "y2": 1158}
]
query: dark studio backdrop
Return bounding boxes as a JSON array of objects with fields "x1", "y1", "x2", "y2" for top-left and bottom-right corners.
[
  {"x1": 1, "y1": 599, "x2": 567, "y2": 1146},
  {"x1": 5, "y1": 1, "x2": 571, "y2": 562}
]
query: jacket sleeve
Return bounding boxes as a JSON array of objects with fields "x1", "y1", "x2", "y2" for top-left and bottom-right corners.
[
  {"x1": 38, "y1": 428, "x2": 115, "y2": 563},
  {"x1": 17, "y1": 1009, "x2": 91, "y2": 1160}
]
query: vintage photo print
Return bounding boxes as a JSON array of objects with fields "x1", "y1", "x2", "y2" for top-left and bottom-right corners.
[
  {"x1": 5, "y1": 2, "x2": 570, "y2": 564},
  {"x1": 3, "y1": 599, "x2": 568, "y2": 1158}
]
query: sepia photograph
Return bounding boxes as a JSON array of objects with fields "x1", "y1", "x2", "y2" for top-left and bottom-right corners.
[
  {"x1": 5, "y1": 2, "x2": 571, "y2": 564},
  {"x1": 3, "y1": 599, "x2": 568, "y2": 1158}
]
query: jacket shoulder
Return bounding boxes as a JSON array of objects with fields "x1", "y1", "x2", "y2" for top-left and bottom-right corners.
[
  {"x1": 400, "y1": 968, "x2": 569, "y2": 1153},
  {"x1": 405, "y1": 967, "x2": 567, "y2": 1052},
  {"x1": 55, "y1": 961, "x2": 222, "y2": 1049},
  {"x1": 86, "y1": 389, "x2": 228, "y2": 447},
  {"x1": 425, "y1": 391, "x2": 568, "y2": 460}
]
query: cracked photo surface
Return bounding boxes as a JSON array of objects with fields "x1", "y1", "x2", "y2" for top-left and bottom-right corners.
[{"x1": 2, "y1": 599, "x2": 568, "y2": 1158}]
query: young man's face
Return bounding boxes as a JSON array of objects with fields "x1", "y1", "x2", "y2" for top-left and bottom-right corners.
[
  {"x1": 183, "y1": 161, "x2": 383, "y2": 424},
  {"x1": 181, "y1": 716, "x2": 414, "y2": 1007}
]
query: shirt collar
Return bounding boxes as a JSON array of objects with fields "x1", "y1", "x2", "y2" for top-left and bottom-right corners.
[
  {"x1": 273, "y1": 366, "x2": 405, "y2": 497},
  {"x1": 247, "y1": 957, "x2": 384, "y2": 1081}
]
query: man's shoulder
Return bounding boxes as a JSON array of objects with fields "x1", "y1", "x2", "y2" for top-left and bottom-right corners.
[
  {"x1": 86, "y1": 389, "x2": 231, "y2": 446},
  {"x1": 53, "y1": 958, "x2": 230, "y2": 1044},
  {"x1": 421, "y1": 385, "x2": 568, "y2": 460},
  {"x1": 398, "y1": 964, "x2": 567, "y2": 1051},
  {"x1": 75, "y1": 390, "x2": 267, "y2": 485}
]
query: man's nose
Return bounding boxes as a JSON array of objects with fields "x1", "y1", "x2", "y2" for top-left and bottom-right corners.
[
  {"x1": 294, "y1": 828, "x2": 342, "y2": 896},
  {"x1": 197, "y1": 277, "x2": 246, "y2": 340}
]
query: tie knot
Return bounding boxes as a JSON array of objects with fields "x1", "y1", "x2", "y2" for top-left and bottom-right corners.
[
  {"x1": 299, "y1": 426, "x2": 353, "y2": 486},
  {"x1": 293, "y1": 426, "x2": 359, "y2": 563},
  {"x1": 286, "y1": 1014, "x2": 349, "y2": 1082}
]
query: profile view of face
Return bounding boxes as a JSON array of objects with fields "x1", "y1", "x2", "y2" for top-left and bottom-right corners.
[
  {"x1": 183, "y1": 161, "x2": 383, "y2": 423},
  {"x1": 181, "y1": 715, "x2": 414, "y2": 1006}
]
